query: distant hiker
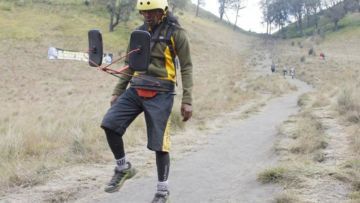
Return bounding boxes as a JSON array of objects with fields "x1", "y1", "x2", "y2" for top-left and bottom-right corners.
[
  {"x1": 308, "y1": 47, "x2": 314, "y2": 56},
  {"x1": 290, "y1": 67, "x2": 295, "y2": 79},
  {"x1": 100, "y1": 0, "x2": 193, "y2": 202},
  {"x1": 103, "y1": 53, "x2": 112, "y2": 64},
  {"x1": 271, "y1": 62, "x2": 276, "y2": 73},
  {"x1": 320, "y1": 52, "x2": 325, "y2": 60},
  {"x1": 283, "y1": 66, "x2": 288, "y2": 78}
]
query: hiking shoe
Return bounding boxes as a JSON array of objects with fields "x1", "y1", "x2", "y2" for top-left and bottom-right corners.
[
  {"x1": 151, "y1": 191, "x2": 170, "y2": 203},
  {"x1": 104, "y1": 162, "x2": 136, "y2": 193}
]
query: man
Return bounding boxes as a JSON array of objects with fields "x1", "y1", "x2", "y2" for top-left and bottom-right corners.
[
  {"x1": 290, "y1": 67, "x2": 295, "y2": 79},
  {"x1": 270, "y1": 62, "x2": 275, "y2": 73},
  {"x1": 283, "y1": 66, "x2": 288, "y2": 78},
  {"x1": 100, "y1": 0, "x2": 193, "y2": 202},
  {"x1": 320, "y1": 52, "x2": 325, "y2": 60}
]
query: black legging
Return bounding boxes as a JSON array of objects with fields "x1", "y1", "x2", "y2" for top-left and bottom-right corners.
[
  {"x1": 105, "y1": 128, "x2": 170, "y2": 182},
  {"x1": 156, "y1": 151, "x2": 170, "y2": 182},
  {"x1": 105, "y1": 128, "x2": 125, "y2": 159}
]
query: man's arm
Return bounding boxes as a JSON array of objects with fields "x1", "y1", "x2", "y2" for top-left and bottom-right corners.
[
  {"x1": 174, "y1": 28, "x2": 193, "y2": 121},
  {"x1": 110, "y1": 68, "x2": 134, "y2": 105},
  {"x1": 112, "y1": 68, "x2": 134, "y2": 96},
  {"x1": 174, "y1": 29, "x2": 193, "y2": 105}
]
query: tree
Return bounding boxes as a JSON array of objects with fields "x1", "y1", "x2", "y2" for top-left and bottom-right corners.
[
  {"x1": 195, "y1": 0, "x2": 206, "y2": 17},
  {"x1": 288, "y1": 0, "x2": 305, "y2": 36},
  {"x1": 107, "y1": 0, "x2": 136, "y2": 32},
  {"x1": 322, "y1": 0, "x2": 342, "y2": 9},
  {"x1": 219, "y1": 0, "x2": 226, "y2": 20},
  {"x1": 304, "y1": 0, "x2": 321, "y2": 28},
  {"x1": 343, "y1": 0, "x2": 360, "y2": 13},
  {"x1": 229, "y1": 0, "x2": 246, "y2": 30},
  {"x1": 218, "y1": 0, "x2": 233, "y2": 20},
  {"x1": 325, "y1": 1, "x2": 346, "y2": 30},
  {"x1": 260, "y1": 0, "x2": 273, "y2": 35},
  {"x1": 261, "y1": 0, "x2": 290, "y2": 35},
  {"x1": 270, "y1": 0, "x2": 290, "y2": 34}
]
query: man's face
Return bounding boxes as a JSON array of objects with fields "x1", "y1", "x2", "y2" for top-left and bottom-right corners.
[{"x1": 140, "y1": 9, "x2": 164, "y2": 27}]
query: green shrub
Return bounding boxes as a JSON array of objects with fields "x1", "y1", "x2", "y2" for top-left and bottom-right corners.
[{"x1": 258, "y1": 167, "x2": 286, "y2": 184}]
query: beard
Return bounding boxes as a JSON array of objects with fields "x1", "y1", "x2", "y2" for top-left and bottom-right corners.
[{"x1": 144, "y1": 15, "x2": 162, "y2": 28}]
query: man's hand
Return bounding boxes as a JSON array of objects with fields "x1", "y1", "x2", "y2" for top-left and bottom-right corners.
[
  {"x1": 181, "y1": 103, "x2": 192, "y2": 122},
  {"x1": 110, "y1": 95, "x2": 119, "y2": 106}
]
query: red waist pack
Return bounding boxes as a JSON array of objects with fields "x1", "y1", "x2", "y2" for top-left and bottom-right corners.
[{"x1": 136, "y1": 88, "x2": 158, "y2": 98}]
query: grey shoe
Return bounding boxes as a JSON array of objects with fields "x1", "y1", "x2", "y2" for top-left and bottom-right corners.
[
  {"x1": 151, "y1": 191, "x2": 170, "y2": 203},
  {"x1": 104, "y1": 162, "x2": 136, "y2": 193}
]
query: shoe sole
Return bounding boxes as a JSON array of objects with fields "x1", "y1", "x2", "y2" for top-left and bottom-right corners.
[
  {"x1": 104, "y1": 168, "x2": 137, "y2": 193},
  {"x1": 151, "y1": 196, "x2": 170, "y2": 203}
]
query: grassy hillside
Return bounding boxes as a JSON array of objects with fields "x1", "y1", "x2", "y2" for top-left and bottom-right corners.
[
  {"x1": 1, "y1": 0, "x2": 286, "y2": 193},
  {"x1": 0, "y1": 0, "x2": 140, "y2": 50},
  {"x1": 278, "y1": 12, "x2": 360, "y2": 38}
]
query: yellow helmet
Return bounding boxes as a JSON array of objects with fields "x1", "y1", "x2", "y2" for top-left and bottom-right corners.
[{"x1": 137, "y1": 0, "x2": 168, "y2": 11}]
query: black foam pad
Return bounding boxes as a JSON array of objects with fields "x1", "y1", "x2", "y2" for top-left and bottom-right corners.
[
  {"x1": 129, "y1": 30, "x2": 151, "y2": 72},
  {"x1": 88, "y1": 30, "x2": 103, "y2": 67}
]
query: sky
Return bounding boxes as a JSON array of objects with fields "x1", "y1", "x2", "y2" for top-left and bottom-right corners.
[{"x1": 191, "y1": 0, "x2": 266, "y2": 33}]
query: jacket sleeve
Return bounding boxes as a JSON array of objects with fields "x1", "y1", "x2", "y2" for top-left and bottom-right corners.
[
  {"x1": 112, "y1": 68, "x2": 134, "y2": 96},
  {"x1": 174, "y1": 28, "x2": 193, "y2": 105}
]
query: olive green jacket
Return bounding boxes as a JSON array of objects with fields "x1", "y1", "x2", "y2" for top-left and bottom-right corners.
[{"x1": 112, "y1": 22, "x2": 193, "y2": 105}]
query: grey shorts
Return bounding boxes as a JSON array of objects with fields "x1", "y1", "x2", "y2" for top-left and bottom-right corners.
[{"x1": 101, "y1": 88, "x2": 174, "y2": 152}]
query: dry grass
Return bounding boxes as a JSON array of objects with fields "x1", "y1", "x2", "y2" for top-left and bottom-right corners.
[
  {"x1": 349, "y1": 127, "x2": 360, "y2": 156},
  {"x1": 265, "y1": 19, "x2": 360, "y2": 202},
  {"x1": 337, "y1": 84, "x2": 360, "y2": 124},
  {"x1": 297, "y1": 93, "x2": 311, "y2": 108},
  {"x1": 340, "y1": 160, "x2": 360, "y2": 202},
  {"x1": 274, "y1": 109, "x2": 326, "y2": 159},
  {"x1": 0, "y1": 2, "x2": 150, "y2": 189},
  {"x1": 290, "y1": 112, "x2": 326, "y2": 156},
  {"x1": 180, "y1": 15, "x2": 258, "y2": 119},
  {"x1": 257, "y1": 162, "x2": 306, "y2": 188},
  {"x1": 246, "y1": 74, "x2": 297, "y2": 96},
  {"x1": 0, "y1": 1, "x2": 276, "y2": 191},
  {"x1": 275, "y1": 191, "x2": 301, "y2": 203}
]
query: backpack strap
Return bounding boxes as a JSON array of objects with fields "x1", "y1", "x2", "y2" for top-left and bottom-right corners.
[
  {"x1": 164, "y1": 24, "x2": 177, "y2": 66},
  {"x1": 137, "y1": 22, "x2": 179, "y2": 84},
  {"x1": 151, "y1": 23, "x2": 176, "y2": 66},
  {"x1": 138, "y1": 22, "x2": 178, "y2": 63},
  {"x1": 137, "y1": 24, "x2": 164, "y2": 52},
  {"x1": 162, "y1": 23, "x2": 178, "y2": 85}
]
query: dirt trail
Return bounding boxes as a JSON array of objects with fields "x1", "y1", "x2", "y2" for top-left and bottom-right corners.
[{"x1": 83, "y1": 52, "x2": 313, "y2": 203}]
